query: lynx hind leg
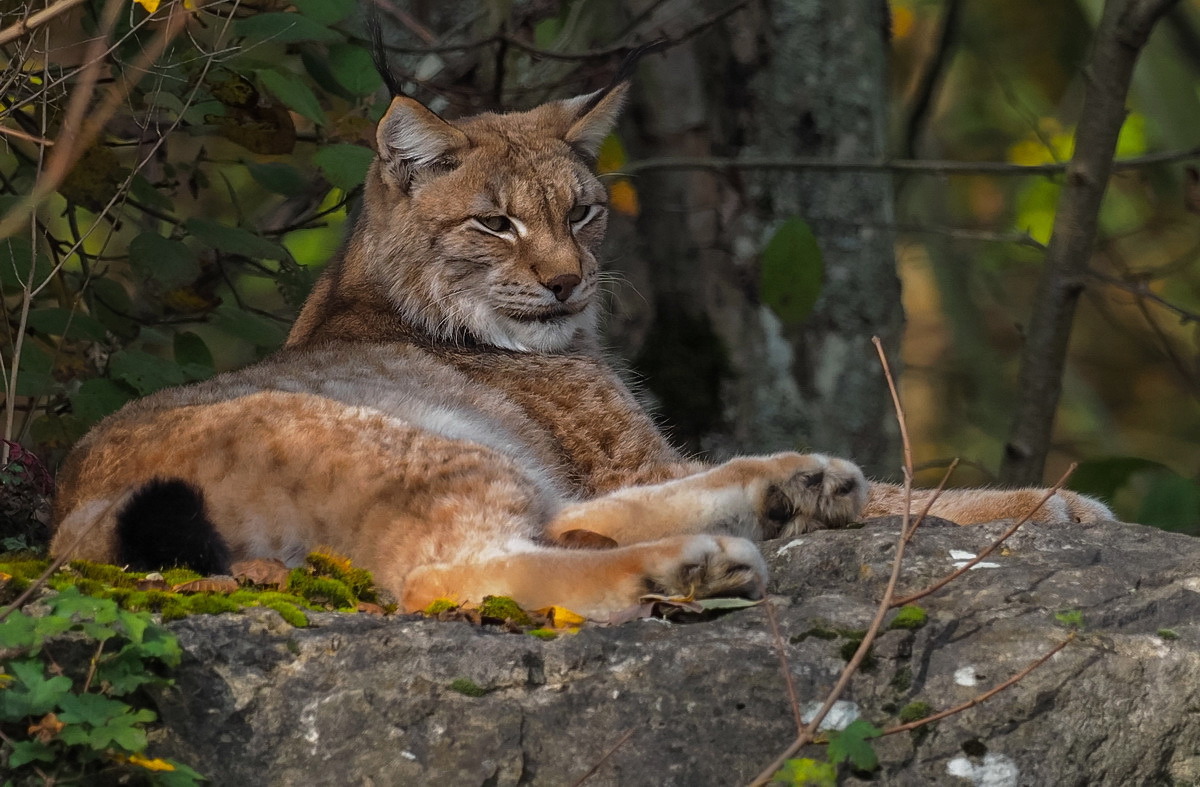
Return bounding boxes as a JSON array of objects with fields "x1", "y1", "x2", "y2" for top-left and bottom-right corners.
[{"x1": 401, "y1": 535, "x2": 767, "y2": 620}]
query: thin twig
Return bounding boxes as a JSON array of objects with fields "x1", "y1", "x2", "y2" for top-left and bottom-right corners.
[
  {"x1": 618, "y1": 146, "x2": 1200, "y2": 177},
  {"x1": 891, "y1": 464, "x2": 1078, "y2": 608},
  {"x1": 0, "y1": 0, "x2": 90, "y2": 47},
  {"x1": 81, "y1": 639, "x2": 106, "y2": 693},
  {"x1": 0, "y1": 123, "x2": 54, "y2": 146},
  {"x1": 762, "y1": 589, "x2": 804, "y2": 736},
  {"x1": 748, "y1": 338, "x2": 918, "y2": 786},
  {"x1": 881, "y1": 634, "x2": 1075, "y2": 735},
  {"x1": 570, "y1": 725, "x2": 638, "y2": 787}
]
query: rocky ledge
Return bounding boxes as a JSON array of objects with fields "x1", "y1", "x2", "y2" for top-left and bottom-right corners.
[{"x1": 151, "y1": 519, "x2": 1200, "y2": 785}]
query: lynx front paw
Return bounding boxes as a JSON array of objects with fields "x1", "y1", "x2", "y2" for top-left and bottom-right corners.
[
  {"x1": 640, "y1": 535, "x2": 768, "y2": 600},
  {"x1": 747, "y1": 453, "x2": 868, "y2": 538}
]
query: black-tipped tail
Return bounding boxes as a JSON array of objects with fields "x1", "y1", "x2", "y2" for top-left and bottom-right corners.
[{"x1": 116, "y1": 479, "x2": 231, "y2": 575}]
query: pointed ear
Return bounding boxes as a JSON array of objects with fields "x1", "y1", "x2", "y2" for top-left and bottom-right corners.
[
  {"x1": 375, "y1": 96, "x2": 469, "y2": 176},
  {"x1": 560, "y1": 82, "x2": 630, "y2": 159}
]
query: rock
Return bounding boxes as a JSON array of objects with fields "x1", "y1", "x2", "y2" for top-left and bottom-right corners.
[{"x1": 150, "y1": 520, "x2": 1200, "y2": 785}]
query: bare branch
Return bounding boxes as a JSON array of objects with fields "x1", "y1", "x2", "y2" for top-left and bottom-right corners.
[
  {"x1": 0, "y1": 0, "x2": 90, "y2": 47},
  {"x1": 891, "y1": 464, "x2": 1078, "y2": 608},
  {"x1": 1000, "y1": 0, "x2": 1182, "y2": 484},
  {"x1": 881, "y1": 634, "x2": 1075, "y2": 735}
]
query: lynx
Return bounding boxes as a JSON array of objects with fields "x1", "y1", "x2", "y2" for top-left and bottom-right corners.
[{"x1": 49, "y1": 71, "x2": 1112, "y2": 619}]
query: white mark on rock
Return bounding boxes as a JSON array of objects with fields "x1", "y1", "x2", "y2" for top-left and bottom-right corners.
[
  {"x1": 955, "y1": 666, "x2": 978, "y2": 686},
  {"x1": 611, "y1": 690, "x2": 620, "y2": 700},
  {"x1": 299, "y1": 699, "x2": 321, "y2": 755},
  {"x1": 950, "y1": 550, "x2": 1000, "y2": 569},
  {"x1": 800, "y1": 700, "x2": 859, "y2": 731},
  {"x1": 401, "y1": 750, "x2": 417, "y2": 761},
  {"x1": 776, "y1": 538, "x2": 806, "y2": 556},
  {"x1": 1180, "y1": 577, "x2": 1200, "y2": 594},
  {"x1": 947, "y1": 753, "x2": 1019, "y2": 786}
]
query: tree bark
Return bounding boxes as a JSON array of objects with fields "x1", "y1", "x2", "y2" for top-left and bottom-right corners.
[
  {"x1": 999, "y1": 0, "x2": 1180, "y2": 485},
  {"x1": 608, "y1": 0, "x2": 902, "y2": 475}
]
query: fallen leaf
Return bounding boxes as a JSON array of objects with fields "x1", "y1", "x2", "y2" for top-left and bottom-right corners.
[
  {"x1": 27, "y1": 712, "x2": 64, "y2": 743},
  {"x1": 172, "y1": 576, "x2": 238, "y2": 593},
  {"x1": 356, "y1": 602, "x2": 385, "y2": 615},
  {"x1": 694, "y1": 597, "x2": 764, "y2": 611},
  {"x1": 232, "y1": 558, "x2": 290, "y2": 589},
  {"x1": 533, "y1": 605, "x2": 588, "y2": 628}
]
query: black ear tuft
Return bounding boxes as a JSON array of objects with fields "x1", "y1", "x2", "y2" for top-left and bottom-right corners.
[
  {"x1": 574, "y1": 38, "x2": 666, "y2": 118},
  {"x1": 367, "y1": 3, "x2": 405, "y2": 98},
  {"x1": 116, "y1": 478, "x2": 231, "y2": 575}
]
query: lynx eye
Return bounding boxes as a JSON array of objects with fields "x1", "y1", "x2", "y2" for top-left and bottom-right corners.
[
  {"x1": 473, "y1": 215, "x2": 513, "y2": 234},
  {"x1": 568, "y1": 204, "x2": 593, "y2": 225}
]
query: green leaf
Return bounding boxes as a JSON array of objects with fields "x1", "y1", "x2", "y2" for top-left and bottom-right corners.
[
  {"x1": 0, "y1": 658, "x2": 73, "y2": 718},
  {"x1": 129, "y1": 173, "x2": 176, "y2": 214},
  {"x1": 0, "y1": 236, "x2": 52, "y2": 290},
  {"x1": 234, "y1": 12, "x2": 342, "y2": 44},
  {"x1": 773, "y1": 758, "x2": 838, "y2": 786},
  {"x1": 56, "y1": 692, "x2": 134, "y2": 727},
  {"x1": 1138, "y1": 472, "x2": 1200, "y2": 533},
  {"x1": 760, "y1": 217, "x2": 824, "y2": 324},
  {"x1": 694, "y1": 596, "x2": 764, "y2": 610},
  {"x1": 212, "y1": 304, "x2": 288, "y2": 349},
  {"x1": 313, "y1": 144, "x2": 375, "y2": 190},
  {"x1": 247, "y1": 161, "x2": 309, "y2": 196},
  {"x1": 129, "y1": 233, "x2": 201, "y2": 290},
  {"x1": 25, "y1": 307, "x2": 109, "y2": 342},
  {"x1": 88, "y1": 276, "x2": 136, "y2": 337},
  {"x1": 13, "y1": 342, "x2": 55, "y2": 397},
  {"x1": 6, "y1": 739, "x2": 58, "y2": 768},
  {"x1": 71, "y1": 378, "x2": 136, "y2": 425},
  {"x1": 256, "y1": 68, "x2": 327, "y2": 126},
  {"x1": 293, "y1": 0, "x2": 356, "y2": 24},
  {"x1": 186, "y1": 217, "x2": 290, "y2": 260},
  {"x1": 0, "y1": 614, "x2": 42, "y2": 652},
  {"x1": 49, "y1": 586, "x2": 120, "y2": 624},
  {"x1": 826, "y1": 719, "x2": 882, "y2": 771},
  {"x1": 328, "y1": 44, "x2": 383, "y2": 96},
  {"x1": 108, "y1": 349, "x2": 187, "y2": 395},
  {"x1": 174, "y1": 331, "x2": 215, "y2": 379}
]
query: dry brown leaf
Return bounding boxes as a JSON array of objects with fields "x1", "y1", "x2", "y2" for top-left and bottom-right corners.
[
  {"x1": 356, "y1": 602, "x2": 385, "y2": 615},
  {"x1": 231, "y1": 558, "x2": 290, "y2": 589},
  {"x1": 172, "y1": 576, "x2": 239, "y2": 594},
  {"x1": 27, "y1": 713, "x2": 64, "y2": 743}
]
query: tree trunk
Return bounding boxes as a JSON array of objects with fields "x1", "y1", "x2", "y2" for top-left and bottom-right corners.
[{"x1": 608, "y1": 0, "x2": 902, "y2": 476}]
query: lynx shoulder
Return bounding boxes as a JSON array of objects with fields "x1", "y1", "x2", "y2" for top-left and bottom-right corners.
[{"x1": 50, "y1": 73, "x2": 1112, "y2": 619}]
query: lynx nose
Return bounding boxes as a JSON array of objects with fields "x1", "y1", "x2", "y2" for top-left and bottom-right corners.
[{"x1": 544, "y1": 273, "x2": 581, "y2": 302}]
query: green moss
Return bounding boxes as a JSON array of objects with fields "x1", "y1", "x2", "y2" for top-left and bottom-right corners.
[
  {"x1": 304, "y1": 552, "x2": 377, "y2": 602},
  {"x1": 286, "y1": 569, "x2": 357, "y2": 610},
  {"x1": 263, "y1": 600, "x2": 309, "y2": 627},
  {"x1": 889, "y1": 605, "x2": 928, "y2": 631},
  {"x1": 889, "y1": 666, "x2": 913, "y2": 692},
  {"x1": 898, "y1": 701, "x2": 932, "y2": 723},
  {"x1": 449, "y1": 678, "x2": 487, "y2": 697},
  {"x1": 68, "y1": 560, "x2": 142, "y2": 587},
  {"x1": 478, "y1": 595, "x2": 532, "y2": 625},
  {"x1": 1158, "y1": 628, "x2": 1180, "y2": 640},
  {"x1": 527, "y1": 628, "x2": 557, "y2": 640},
  {"x1": 839, "y1": 638, "x2": 876, "y2": 670},
  {"x1": 161, "y1": 567, "x2": 203, "y2": 586},
  {"x1": 423, "y1": 598, "x2": 457, "y2": 615}
]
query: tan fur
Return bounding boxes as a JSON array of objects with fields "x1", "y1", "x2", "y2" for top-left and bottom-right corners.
[{"x1": 50, "y1": 87, "x2": 1114, "y2": 619}]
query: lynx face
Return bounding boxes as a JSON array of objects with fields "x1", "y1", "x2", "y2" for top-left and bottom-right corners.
[{"x1": 357, "y1": 92, "x2": 623, "y2": 352}]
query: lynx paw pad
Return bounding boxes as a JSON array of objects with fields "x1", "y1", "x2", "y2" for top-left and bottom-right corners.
[
  {"x1": 642, "y1": 536, "x2": 768, "y2": 600},
  {"x1": 758, "y1": 453, "x2": 868, "y2": 537}
]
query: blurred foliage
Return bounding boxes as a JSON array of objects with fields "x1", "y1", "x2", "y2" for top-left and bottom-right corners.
[
  {"x1": 891, "y1": 0, "x2": 1200, "y2": 530},
  {"x1": 0, "y1": 0, "x2": 1196, "y2": 535}
]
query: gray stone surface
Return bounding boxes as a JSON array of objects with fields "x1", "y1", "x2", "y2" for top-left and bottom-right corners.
[{"x1": 151, "y1": 519, "x2": 1200, "y2": 785}]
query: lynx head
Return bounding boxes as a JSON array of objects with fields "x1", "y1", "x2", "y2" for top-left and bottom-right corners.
[{"x1": 333, "y1": 84, "x2": 627, "y2": 353}]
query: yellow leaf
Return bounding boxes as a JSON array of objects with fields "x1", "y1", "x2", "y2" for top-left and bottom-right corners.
[
  {"x1": 134, "y1": 0, "x2": 160, "y2": 12},
  {"x1": 891, "y1": 4, "x2": 915, "y2": 40},
  {"x1": 609, "y1": 179, "x2": 639, "y2": 217},
  {"x1": 125, "y1": 755, "x2": 176, "y2": 772},
  {"x1": 535, "y1": 605, "x2": 587, "y2": 628}
]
